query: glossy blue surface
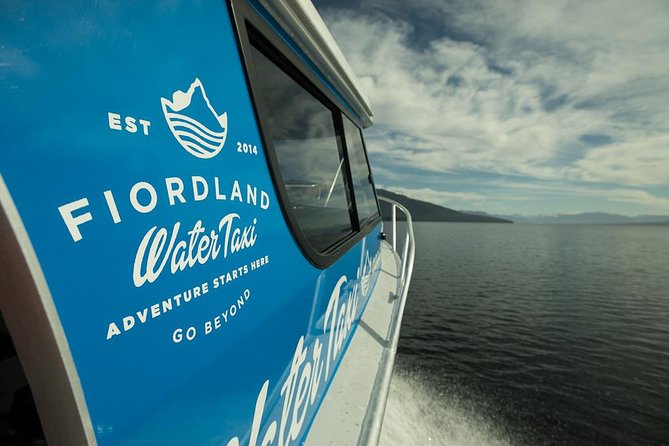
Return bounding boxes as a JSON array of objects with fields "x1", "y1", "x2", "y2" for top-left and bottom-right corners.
[{"x1": 0, "y1": 1, "x2": 381, "y2": 444}]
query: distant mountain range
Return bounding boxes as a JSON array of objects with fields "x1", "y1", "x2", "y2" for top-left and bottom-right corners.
[
  {"x1": 376, "y1": 189, "x2": 669, "y2": 224},
  {"x1": 376, "y1": 189, "x2": 512, "y2": 223},
  {"x1": 462, "y1": 211, "x2": 669, "y2": 225}
]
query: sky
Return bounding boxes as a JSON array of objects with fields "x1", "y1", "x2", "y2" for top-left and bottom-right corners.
[{"x1": 312, "y1": 0, "x2": 669, "y2": 216}]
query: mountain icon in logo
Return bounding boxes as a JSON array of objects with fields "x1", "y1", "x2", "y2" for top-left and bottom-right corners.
[{"x1": 161, "y1": 78, "x2": 228, "y2": 159}]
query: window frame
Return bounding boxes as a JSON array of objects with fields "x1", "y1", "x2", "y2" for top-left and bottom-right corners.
[
  {"x1": 228, "y1": 0, "x2": 381, "y2": 268},
  {"x1": 341, "y1": 113, "x2": 382, "y2": 228}
]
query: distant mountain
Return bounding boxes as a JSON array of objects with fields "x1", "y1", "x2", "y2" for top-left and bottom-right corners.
[
  {"x1": 377, "y1": 189, "x2": 512, "y2": 223},
  {"x1": 470, "y1": 212, "x2": 669, "y2": 225}
]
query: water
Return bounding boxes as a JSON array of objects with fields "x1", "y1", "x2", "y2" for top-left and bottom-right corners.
[{"x1": 381, "y1": 223, "x2": 669, "y2": 446}]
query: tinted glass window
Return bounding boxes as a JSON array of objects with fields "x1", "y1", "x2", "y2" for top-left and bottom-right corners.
[
  {"x1": 251, "y1": 45, "x2": 353, "y2": 252},
  {"x1": 343, "y1": 117, "x2": 379, "y2": 226}
]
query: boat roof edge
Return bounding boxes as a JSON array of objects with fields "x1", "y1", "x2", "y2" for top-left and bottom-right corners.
[{"x1": 257, "y1": 0, "x2": 374, "y2": 127}]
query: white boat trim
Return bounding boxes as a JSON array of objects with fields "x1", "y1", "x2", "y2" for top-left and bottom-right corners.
[
  {"x1": 257, "y1": 0, "x2": 374, "y2": 127},
  {"x1": 0, "y1": 175, "x2": 95, "y2": 446}
]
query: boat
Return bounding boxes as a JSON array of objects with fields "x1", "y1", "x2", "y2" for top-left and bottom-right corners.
[{"x1": 0, "y1": 1, "x2": 414, "y2": 445}]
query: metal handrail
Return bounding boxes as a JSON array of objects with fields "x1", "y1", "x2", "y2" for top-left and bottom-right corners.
[
  {"x1": 380, "y1": 196, "x2": 414, "y2": 296},
  {"x1": 357, "y1": 196, "x2": 415, "y2": 446}
]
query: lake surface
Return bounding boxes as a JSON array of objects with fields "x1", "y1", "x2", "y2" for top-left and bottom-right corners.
[{"x1": 380, "y1": 223, "x2": 669, "y2": 446}]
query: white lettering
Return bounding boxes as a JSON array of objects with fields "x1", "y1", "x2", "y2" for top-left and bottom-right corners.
[
  {"x1": 59, "y1": 178, "x2": 271, "y2": 242},
  {"x1": 125, "y1": 116, "x2": 137, "y2": 133},
  {"x1": 224, "y1": 269, "x2": 370, "y2": 444},
  {"x1": 122, "y1": 315, "x2": 135, "y2": 331},
  {"x1": 108, "y1": 112, "x2": 122, "y2": 130},
  {"x1": 139, "y1": 119, "x2": 151, "y2": 135},
  {"x1": 192, "y1": 176, "x2": 208, "y2": 201},
  {"x1": 133, "y1": 223, "x2": 179, "y2": 287},
  {"x1": 215, "y1": 177, "x2": 227, "y2": 200},
  {"x1": 108, "y1": 113, "x2": 150, "y2": 135},
  {"x1": 107, "y1": 281, "x2": 211, "y2": 340},
  {"x1": 261, "y1": 191, "x2": 270, "y2": 210},
  {"x1": 58, "y1": 198, "x2": 93, "y2": 242},
  {"x1": 103, "y1": 190, "x2": 122, "y2": 224},
  {"x1": 172, "y1": 326, "x2": 196, "y2": 343},
  {"x1": 130, "y1": 181, "x2": 158, "y2": 213},
  {"x1": 218, "y1": 214, "x2": 258, "y2": 258},
  {"x1": 226, "y1": 337, "x2": 324, "y2": 446},
  {"x1": 133, "y1": 215, "x2": 256, "y2": 287},
  {"x1": 136, "y1": 308, "x2": 148, "y2": 324},
  {"x1": 231, "y1": 180, "x2": 242, "y2": 202},
  {"x1": 173, "y1": 328, "x2": 184, "y2": 343},
  {"x1": 106, "y1": 322, "x2": 121, "y2": 340},
  {"x1": 247, "y1": 184, "x2": 257, "y2": 207},
  {"x1": 324, "y1": 276, "x2": 345, "y2": 375},
  {"x1": 165, "y1": 177, "x2": 186, "y2": 206}
]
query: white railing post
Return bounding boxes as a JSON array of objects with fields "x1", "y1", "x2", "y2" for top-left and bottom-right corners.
[
  {"x1": 391, "y1": 204, "x2": 397, "y2": 251},
  {"x1": 400, "y1": 234, "x2": 409, "y2": 284}
]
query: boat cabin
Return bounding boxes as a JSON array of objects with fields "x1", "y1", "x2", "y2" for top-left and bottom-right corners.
[{"x1": 0, "y1": 1, "x2": 414, "y2": 445}]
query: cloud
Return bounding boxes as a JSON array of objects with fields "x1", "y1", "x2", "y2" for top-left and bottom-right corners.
[
  {"x1": 384, "y1": 180, "x2": 669, "y2": 214},
  {"x1": 571, "y1": 135, "x2": 669, "y2": 185},
  {"x1": 483, "y1": 180, "x2": 669, "y2": 213},
  {"x1": 320, "y1": 1, "x2": 669, "y2": 192}
]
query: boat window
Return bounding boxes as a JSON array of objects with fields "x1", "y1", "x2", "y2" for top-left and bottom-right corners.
[
  {"x1": 250, "y1": 44, "x2": 354, "y2": 252},
  {"x1": 342, "y1": 116, "x2": 380, "y2": 227}
]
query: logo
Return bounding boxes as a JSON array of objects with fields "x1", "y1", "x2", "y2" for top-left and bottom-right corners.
[{"x1": 161, "y1": 78, "x2": 228, "y2": 159}]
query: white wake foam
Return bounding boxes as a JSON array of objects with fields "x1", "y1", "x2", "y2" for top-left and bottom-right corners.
[{"x1": 380, "y1": 368, "x2": 514, "y2": 446}]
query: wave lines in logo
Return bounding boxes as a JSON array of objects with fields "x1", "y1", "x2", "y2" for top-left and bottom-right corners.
[{"x1": 161, "y1": 78, "x2": 228, "y2": 159}]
